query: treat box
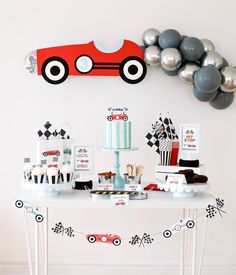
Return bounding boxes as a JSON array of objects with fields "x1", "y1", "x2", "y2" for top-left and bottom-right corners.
[{"x1": 155, "y1": 164, "x2": 205, "y2": 183}]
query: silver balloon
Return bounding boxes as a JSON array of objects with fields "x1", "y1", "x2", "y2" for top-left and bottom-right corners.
[
  {"x1": 220, "y1": 66, "x2": 236, "y2": 92},
  {"x1": 142, "y1": 28, "x2": 160, "y2": 46},
  {"x1": 201, "y1": 39, "x2": 215, "y2": 52},
  {"x1": 202, "y1": 51, "x2": 223, "y2": 69},
  {"x1": 178, "y1": 63, "x2": 200, "y2": 84},
  {"x1": 25, "y1": 51, "x2": 37, "y2": 73},
  {"x1": 144, "y1": 46, "x2": 161, "y2": 66},
  {"x1": 160, "y1": 48, "x2": 182, "y2": 71}
]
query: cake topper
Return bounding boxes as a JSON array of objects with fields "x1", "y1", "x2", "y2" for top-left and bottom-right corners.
[{"x1": 107, "y1": 107, "x2": 128, "y2": 121}]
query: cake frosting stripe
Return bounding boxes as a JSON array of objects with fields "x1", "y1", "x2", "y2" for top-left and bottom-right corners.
[
  {"x1": 124, "y1": 121, "x2": 127, "y2": 148},
  {"x1": 116, "y1": 122, "x2": 120, "y2": 148},
  {"x1": 129, "y1": 122, "x2": 131, "y2": 148}
]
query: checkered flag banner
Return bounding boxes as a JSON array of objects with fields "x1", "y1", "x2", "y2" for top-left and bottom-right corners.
[
  {"x1": 37, "y1": 122, "x2": 70, "y2": 140},
  {"x1": 146, "y1": 115, "x2": 178, "y2": 154},
  {"x1": 37, "y1": 121, "x2": 57, "y2": 140}
]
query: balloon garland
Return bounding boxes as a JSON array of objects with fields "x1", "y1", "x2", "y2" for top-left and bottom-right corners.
[{"x1": 142, "y1": 28, "x2": 235, "y2": 110}]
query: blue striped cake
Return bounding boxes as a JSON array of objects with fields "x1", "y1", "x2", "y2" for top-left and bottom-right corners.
[{"x1": 104, "y1": 121, "x2": 131, "y2": 149}]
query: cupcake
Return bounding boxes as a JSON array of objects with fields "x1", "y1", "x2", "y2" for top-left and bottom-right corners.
[
  {"x1": 60, "y1": 162, "x2": 73, "y2": 183},
  {"x1": 47, "y1": 165, "x2": 59, "y2": 184},
  {"x1": 32, "y1": 165, "x2": 45, "y2": 184},
  {"x1": 23, "y1": 163, "x2": 32, "y2": 182}
]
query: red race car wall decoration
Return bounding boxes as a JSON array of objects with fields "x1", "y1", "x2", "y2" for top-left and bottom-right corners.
[{"x1": 25, "y1": 40, "x2": 147, "y2": 85}]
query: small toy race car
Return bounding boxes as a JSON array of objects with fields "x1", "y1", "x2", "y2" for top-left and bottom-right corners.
[
  {"x1": 163, "y1": 218, "x2": 195, "y2": 238},
  {"x1": 15, "y1": 200, "x2": 44, "y2": 223},
  {"x1": 42, "y1": 150, "x2": 60, "y2": 157},
  {"x1": 87, "y1": 233, "x2": 121, "y2": 246}
]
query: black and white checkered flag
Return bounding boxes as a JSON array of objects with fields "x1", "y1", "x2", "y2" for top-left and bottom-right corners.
[
  {"x1": 37, "y1": 121, "x2": 57, "y2": 140},
  {"x1": 146, "y1": 115, "x2": 178, "y2": 154}
]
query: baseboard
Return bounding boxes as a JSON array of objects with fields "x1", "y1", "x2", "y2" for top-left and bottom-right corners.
[{"x1": 0, "y1": 262, "x2": 236, "y2": 275}]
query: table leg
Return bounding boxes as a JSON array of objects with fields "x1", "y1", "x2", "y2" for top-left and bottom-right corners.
[
  {"x1": 35, "y1": 219, "x2": 39, "y2": 275},
  {"x1": 198, "y1": 215, "x2": 208, "y2": 275},
  {"x1": 180, "y1": 208, "x2": 186, "y2": 275},
  {"x1": 184, "y1": 209, "x2": 191, "y2": 275},
  {"x1": 192, "y1": 208, "x2": 198, "y2": 275},
  {"x1": 44, "y1": 207, "x2": 48, "y2": 275},
  {"x1": 23, "y1": 210, "x2": 33, "y2": 275}
]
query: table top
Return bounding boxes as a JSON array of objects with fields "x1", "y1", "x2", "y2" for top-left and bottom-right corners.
[{"x1": 18, "y1": 190, "x2": 215, "y2": 209}]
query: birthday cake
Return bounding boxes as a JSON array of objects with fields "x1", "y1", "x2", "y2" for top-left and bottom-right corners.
[{"x1": 104, "y1": 107, "x2": 131, "y2": 149}]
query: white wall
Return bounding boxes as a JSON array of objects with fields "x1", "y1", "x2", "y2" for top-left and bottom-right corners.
[{"x1": 0, "y1": 0, "x2": 236, "y2": 274}]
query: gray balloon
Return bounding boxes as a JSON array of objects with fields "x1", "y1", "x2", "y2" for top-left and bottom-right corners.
[
  {"x1": 160, "y1": 48, "x2": 182, "y2": 71},
  {"x1": 194, "y1": 65, "x2": 222, "y2": 92},
  {"x1": 181, "y1": 35, "x2": 188, "y2": 42},
  {"x1": 210, "y1": 90, "x2": 234, "y2": 109},
  {"x1": 193, "y1": 86, "x2": 218, "y2": 102},
  {"x1": 202, "y1": 51, "x2": 223, "y2": 69},
  {"x1": 201, "y1": 39, "x2": 215, "y2": 52},
  {"x1": 158, "y1": 29, "x2": 181, "y2": 49},
  {"x1": 163, "y1": 68, "x2": 179, "y2": 76},
  {"x1": 220, "y1": 66, "x2": 236, "y2": 92},
  {"x1": 180, "y1": 37, "x2": 204, "y2": 61},
  {"x1": 144, "y1": 46, "x2": 161, "y2": 66},
  {"x1": 178, "y1": 63, "x2": 200, "y2": 85},
  {"x1": 142, "y1": 28, "x2": 160, "y2": 46}
]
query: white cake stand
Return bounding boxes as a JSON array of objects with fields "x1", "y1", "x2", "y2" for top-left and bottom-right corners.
[
  {"x1": 22, "y1": 181, "x2": 73, "y2": 197},
  {"x1": 99, "y1": 147, "x2": 139, "y2": 189},
  {"x1": 158, "y1": 181, "x2": 209, "y2": 198}
]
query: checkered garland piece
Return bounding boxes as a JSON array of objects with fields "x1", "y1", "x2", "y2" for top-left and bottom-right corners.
[
  {"x1": 37, "y1": 121, "x2": 70, "y2": 140},
  {"x1": 146, "y1": 115, "x2": 178, "y2": 154}
]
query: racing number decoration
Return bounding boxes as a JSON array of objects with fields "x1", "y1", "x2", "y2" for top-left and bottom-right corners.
[{"x1": 26, "y1": 40, "x2": 147, "y2": 85}]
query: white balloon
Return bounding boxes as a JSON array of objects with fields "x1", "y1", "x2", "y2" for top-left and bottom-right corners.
[
  {"x1": 144, "y1": 46, "x2": 161, "y2": 66},
  {"x1": 160, "y1": 48, "x2": 182, "y2": 71}
]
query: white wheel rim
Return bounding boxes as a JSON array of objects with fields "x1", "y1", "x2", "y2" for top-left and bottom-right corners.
[
  {"x1": 114, "y1": 239, "x2": 120, "y2": 245},
  {"x1": 101, "y1": 237, "x2": 107, "y2": 242},
  {"x1": 27, "y1": 207, "x2": 33, "y2": 213},
  {"x1": 45, "y1": 61, "x2": 65, "y2": 81},
  {"x1": 76, "y1": 56, "x2": 93, "y2": 73},
  {"x1": 123, "y1": 60, "x2": 143, "y2": 80}
]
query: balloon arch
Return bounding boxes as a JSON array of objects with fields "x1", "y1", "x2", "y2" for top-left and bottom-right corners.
[{"x1": 142, "y1": 28, "x2": 235, "y2": 109}]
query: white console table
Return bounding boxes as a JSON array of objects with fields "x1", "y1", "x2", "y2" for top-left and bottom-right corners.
[{"x1": 18, "y1": 190, "x2": 215, "y2": 275}]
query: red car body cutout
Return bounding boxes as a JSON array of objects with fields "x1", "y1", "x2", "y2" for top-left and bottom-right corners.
[
  {"x1": 42, "y1": 150, "x2": 60, "y2": 157},
  {"x1": 87, "y1": 234, "x2": 121, "y2": 246},
  {"x1": 35, "y1": 40, "x2": 146, "y2": 85},
  {"x1": 107, "y1": 112, "x2": 128, "y2": 121}
]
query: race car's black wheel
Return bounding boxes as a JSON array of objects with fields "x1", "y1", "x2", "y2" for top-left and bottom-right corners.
[
  {"x1": 42, "y1": 57, "x2": 69, "y2": 84},
  {"x1": 113, "y1": 238, "x2": 121, "y2": 246},
  {"x1": 123, "y1": 116, "x2": 128, "y2": 121},
  {"x1": 88, "y1": 235, "x2": 96, "y2": 243},
  {"x1": 35, "y1": 214, "x2": 44, "y2": 223},
  {"x1": 186, "y1": 220, "x2": 195, "y2": 229},
  {"x1": 15, "y1": 200, "x2": 24, "y2": 208},
  {"x1": 107, "y1": 116, "x2": 113, "y2": 121},
  {"x1": 119, "y1": 56, "x2": 147, "y2": 84},
  {"x1": 163, "y1": 229, "x2": 172, "y2": 238}
]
